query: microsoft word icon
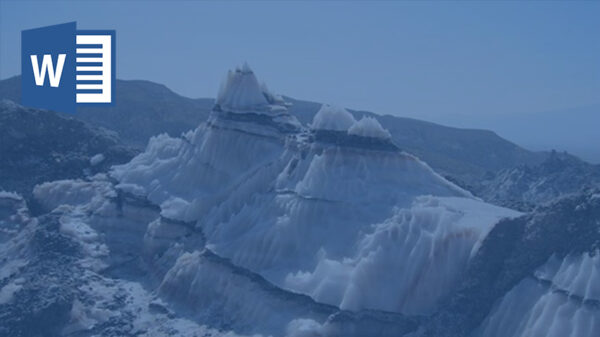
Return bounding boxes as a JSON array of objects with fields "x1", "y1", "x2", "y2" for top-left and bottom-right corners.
[{"x1": 21, "y1": 22, "x2": 115, "y2": 114}]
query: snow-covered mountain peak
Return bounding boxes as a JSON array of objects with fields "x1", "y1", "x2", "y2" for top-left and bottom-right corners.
[
  {"x1": 215, "y1": 64, "x2": 288, "y2": 115},
  {"x1": 310, "y1": 104, "x2": 356, "y2": 131},
  {"x1": 308, "y1": 104, "x2": 397, "y2": 152},
  {"x1": 211, "y1": 64, "x2": 300, "y2": 134},
  {"x1": 348, "y1": 116, "x2": 391, "y2": 140},
  {"x1": 309, "y1": 105, "x2": 392, "y2": 140}
]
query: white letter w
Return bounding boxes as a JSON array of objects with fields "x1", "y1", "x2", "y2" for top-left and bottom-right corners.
[{"x1": 30, "y1": 54, "x2": 66, "y2": 87}]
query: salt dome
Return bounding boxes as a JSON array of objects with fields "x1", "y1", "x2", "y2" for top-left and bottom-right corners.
[
  {"x1": 348, "y1": 116, "x2": 392, "y2": 139},
  {"x1": 216, "y1": 63, "x2": 285, "y2": 114},
  {"x1": 310, "y1": 104, "x2": 356, "y2": 131}
]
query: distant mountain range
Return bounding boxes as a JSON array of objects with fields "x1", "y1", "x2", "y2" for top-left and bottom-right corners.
[
  {"x1": 0, "y1": 76, "x2": 212, "y2": 147},
  {"x1": 432, "y1": 104, "x2": 600, "y2": 164},
  {"x1": 0, "y1": 75, "x2": 545, "y2": 182}
]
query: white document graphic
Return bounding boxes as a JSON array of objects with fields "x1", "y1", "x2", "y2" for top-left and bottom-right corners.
[{"x1": 75, "y1": 34, "x2": 112, "y2": 103}]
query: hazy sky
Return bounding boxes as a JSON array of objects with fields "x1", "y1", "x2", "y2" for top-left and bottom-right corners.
[{"x1": 1, "y1": 1, "x2": 599, "y2": 160}]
